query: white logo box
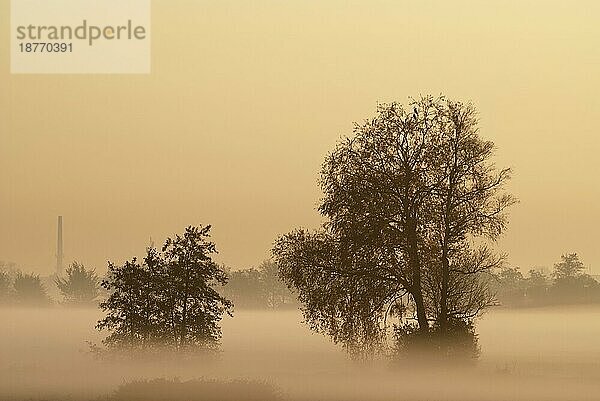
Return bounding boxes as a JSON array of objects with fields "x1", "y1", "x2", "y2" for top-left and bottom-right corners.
[{"x1": 11, "y1": 0, "x2": 150, "y2": 74}]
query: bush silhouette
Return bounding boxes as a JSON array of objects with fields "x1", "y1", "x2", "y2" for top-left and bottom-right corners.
[{"x1": 108, "y1": 378, "x2": 282, "y2": 401}]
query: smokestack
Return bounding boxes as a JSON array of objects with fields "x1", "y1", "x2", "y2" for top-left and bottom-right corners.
[{"x1": 56, "y1": 216, "x2": 63, "y2": 276}]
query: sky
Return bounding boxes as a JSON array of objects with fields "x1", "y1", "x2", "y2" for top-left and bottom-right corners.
[{"x1": 1, "y1": 0, "x2": 600, "y2": 275}]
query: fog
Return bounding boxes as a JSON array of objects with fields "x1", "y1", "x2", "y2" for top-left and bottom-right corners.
[
  {"x1": 3, "y1": 307, "x2": 600, "y2": 401},
  {"x1": 3, "y1": 1, "x2": 600, "y2": 275}
]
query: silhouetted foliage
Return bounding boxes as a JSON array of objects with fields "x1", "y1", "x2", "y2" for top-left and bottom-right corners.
[
  {"x1": 97, "y1": 225, "x2": 233, "y2": 351},
  {"x1": 553, "y1": 253, "x2": 585, "y2": 280},
  {"x1": 109, "y1": 378, "x2": 282, "y2": 401},
  {"x1": 96, "y1": 257, "x2": 157, "y2": 348},
  {"x1": 273, "y1": 96, "x2": 514, "y2": 357},
  {"x1": 55, "y1": 262, "x2": 100, "y2": 305},
  {"x1": 162, "y1": 226, "x2": 233, "y2": 349},
  {"x1": 13, "y1": 272, "x2": 51, "y2": 306},
  {"x1": 393, "y1": 319, "x2": 480, "y2": 363}
]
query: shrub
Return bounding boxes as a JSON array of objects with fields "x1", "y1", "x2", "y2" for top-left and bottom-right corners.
[
  {"x1": 393, "y1": 320, "x2": 480, "y2": 364},
  {"x1": 107, "y1": 378, "x2": 282, "y2": 401}
]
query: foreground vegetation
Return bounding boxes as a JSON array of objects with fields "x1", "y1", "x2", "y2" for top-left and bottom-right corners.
[
  {"x1": 107, "y1": 378, "x2": 282, "y2": 401},
  {"x1": 0, "y1": 378, "x2": 282, "y2": 401}
]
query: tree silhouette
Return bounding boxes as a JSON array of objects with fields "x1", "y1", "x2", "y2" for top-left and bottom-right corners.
[
  {"x1": 97, "y1": 225, "x2": 232, "y2": 351},
  {"x1": 274, "y1": 96, "x2": 514, "y2": 356},
  {"x1": 551, "y1": 253, "x2": 598, "y2": 304},
  {"x1": 13, "y1": 272, "x2": 51, "y2": 306},
  {"x1": 55, "y1": 262, "x2": 100, "y2": 305},
  {"x1": 161, "y1": 226, "x2": 233, "y2": 349},
  {"x1": 553, "y1": 253, "x2": 585, "y2": 279}
]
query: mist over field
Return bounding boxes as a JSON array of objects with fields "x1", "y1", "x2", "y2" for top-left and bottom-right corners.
[{"x1": 3, "y1": 307, "x2": 600, "y2": 401}]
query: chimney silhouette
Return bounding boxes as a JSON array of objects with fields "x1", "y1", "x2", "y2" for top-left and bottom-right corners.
[{"x1": 56, "y1": 216, "x2": 63, "y2": 276}]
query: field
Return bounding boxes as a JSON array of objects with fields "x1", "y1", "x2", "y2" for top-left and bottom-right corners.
[{"x1": 2, "y1": 307, "x2": 600, "y2": 401}]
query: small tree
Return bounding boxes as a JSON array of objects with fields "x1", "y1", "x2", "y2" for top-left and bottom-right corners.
[
  {"x1": 553, "y1": 253, "x2": 585, "y2": 280},
  {"x1": 550, "y1": 253, "x2": 599, "y2": 304},
  {"x1": 161, "y1": 226, "x2": 233, "y2": 349},
  {"x1": 97, "y1": 225, "x2": 233, "y2": 351},
  {"x1": 55, "y1": 262, "x2": 100, "y2": 305},
  {"x1": 13, "y1": 272, "x2": 51, "y2": 306}
]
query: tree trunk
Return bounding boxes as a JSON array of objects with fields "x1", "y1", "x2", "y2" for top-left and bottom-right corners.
[
  {"x1": 439, "y1": 245, "x2": 450, "y2": 329},
  {"x1": 180, "y1": 265, "x2": 190, "y2": 349},
  {"x1": 440, "y1": 162, "x2": 457, "y2": 330},
  {"x1": 407, "y1": 218, "x2": 429, "y2": 333},
  {"x1": 412, "y1": 285, "x2": 429, "y2": 333}
]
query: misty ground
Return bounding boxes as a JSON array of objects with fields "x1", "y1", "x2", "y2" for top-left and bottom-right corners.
[{"x1": 2, "y1": 307, "x2": 600, "y2": 401}]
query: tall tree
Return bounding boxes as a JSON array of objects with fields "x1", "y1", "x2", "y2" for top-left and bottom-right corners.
[
  {"x1": 274, "y1": 96, "x2": 514, "y2": 355},
  {"x1": 315, "y1": 99, "x2": 442, "y2": 334},
  {"x1": 55, "y1": 262, "x2": 100, "y2": 305}
]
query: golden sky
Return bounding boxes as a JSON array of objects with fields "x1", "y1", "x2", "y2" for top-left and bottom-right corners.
[{"x1": 1, "y1": 0, "x2": 599, "y2": 275}]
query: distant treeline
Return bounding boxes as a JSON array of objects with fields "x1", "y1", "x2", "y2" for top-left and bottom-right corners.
[
  {"x1": 493, "y1": 253, "x2": 600, "y2": 307},
  {"x1": 0, "y1": 260, "x2": 99, "y2": 306},
  {"x1": 221, "y1": 261, "x2": 298, "y2": 310},
  {"x1": 0, "y1": 259, "x2": 296, "y2": 310},
  {"x1": 3, "y1": 253, "x2": 598, "y2": 310}
]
